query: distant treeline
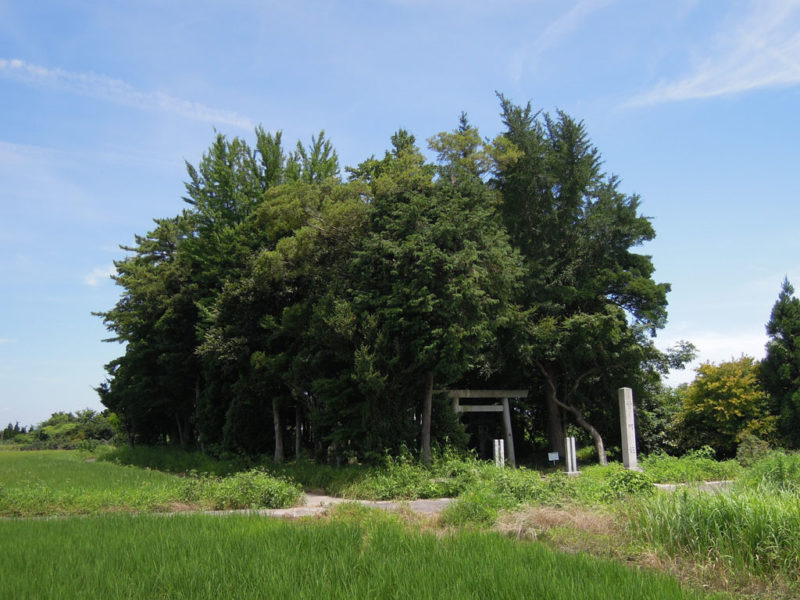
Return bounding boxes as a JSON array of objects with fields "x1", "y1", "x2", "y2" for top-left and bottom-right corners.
[
  {"x1": 95, "y1": 97, "x2": 691, "y2": 464},
  {"x1": 1, "y1": 410, "x2": 115, "y2": 450}
]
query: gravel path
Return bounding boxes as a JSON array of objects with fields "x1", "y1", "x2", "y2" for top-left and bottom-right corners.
[
  {"x1": 653, "y1": 480, "x2": 734, "y2": 493},
  {"x1": 201, "y1": 494, "x2": 455, "y2": 519}
]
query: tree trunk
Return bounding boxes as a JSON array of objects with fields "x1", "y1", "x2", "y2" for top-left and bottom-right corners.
[
  {"x1": 569, "y1": 408, "x2": 608, "y2": 466},
  {"x1": 273, "y1": 398, "x2": 284, "y2": 464},
  {"x1": 195, "y1": 376, "x2": 204, "y2": 453},
  {"x1": 124, "y1": 417, "x2": 136, "y2": 449},
  {"x1": 175, "y1": 413, "x2": 185, "y2": 449},
  {"x1": 421, "y1": 372, "x2": 434, "y2": 465},
  {"x1": 545, "y1": 385, "x2": 565, "y2": 456},
  {"x1": 294, "y1": 406, "x2": 301, "y2": 458},
  {"x1": 552, "y1": 396, "x2": 608, "y2": 466}
]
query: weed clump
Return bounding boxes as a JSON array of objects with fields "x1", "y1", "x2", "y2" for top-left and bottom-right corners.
[{"x1": 198, "y1": 469, "x2": 303, "y2": 510}]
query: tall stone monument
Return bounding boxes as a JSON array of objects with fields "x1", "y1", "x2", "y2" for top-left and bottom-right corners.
[{"x1": 618, "y1": 387, "x2": 639, "y2": 470}]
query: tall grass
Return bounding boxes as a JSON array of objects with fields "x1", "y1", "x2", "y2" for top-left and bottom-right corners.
[
  {"x1": 0, "y1": 511, "x2": 721, "y2": 599},
  {"x1": 631, "y1": 487, "x2": 800, "y2": 578},
  {"x1": 641, "y1": 450, "x2": 742, "y2": 484},
  {"x1": 736, "y1": 451, "x2": 800, "y2": 492}
]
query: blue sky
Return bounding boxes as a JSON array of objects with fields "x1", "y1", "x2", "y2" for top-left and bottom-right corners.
[{"x1": 2, "y1": 0, "x2": 799, "y2": 427}]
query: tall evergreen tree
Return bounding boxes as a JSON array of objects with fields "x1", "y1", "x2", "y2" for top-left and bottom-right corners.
[
  {"x1": 762, "y1": 278, "x2": 800, "y2": 447},
  {"x1": 96, "y1": 215, "x2": 199, "y2": 447},
  {"x1": 350, "y1": 128, "x2": 521, "y2": 463},
  {"x1": 495, "y1": 96, "x2": 674, "y2": 462}
]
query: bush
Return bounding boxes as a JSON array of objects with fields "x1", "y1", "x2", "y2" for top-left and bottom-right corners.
[
  {"x1": 604, "y1": 469, "x2": 654, "y2": 500},
  {"x1": 735, "y1": 433, "x2": 771, "y2": 467},
  {"x1": 203, "y1": 469, "x2": 303, "y2": 510}
]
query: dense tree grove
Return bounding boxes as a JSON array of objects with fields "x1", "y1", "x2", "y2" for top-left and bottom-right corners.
[{"x1": 97, "y1": 99, "x2": 687, "y2": 463}]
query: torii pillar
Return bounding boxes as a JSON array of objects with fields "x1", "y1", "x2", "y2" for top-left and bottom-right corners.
[{"x1": 436, "y1": 389, "x2": 527, "y2": 468}]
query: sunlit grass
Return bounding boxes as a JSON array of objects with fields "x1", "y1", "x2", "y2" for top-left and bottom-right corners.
[
  {"x1": 0, "y1": 450, "x2": 301, "y2": 516},
  {"x1": 0, "y1": 510, "x2": 721, "y2": 600},
  {"x1": 631, "y1": 486, "x2": 800, "y2": 580}
]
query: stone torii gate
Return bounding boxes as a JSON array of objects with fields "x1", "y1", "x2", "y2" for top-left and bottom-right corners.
[{"x1": 435, "y1": 389, "x2": 527, "y2": 468}]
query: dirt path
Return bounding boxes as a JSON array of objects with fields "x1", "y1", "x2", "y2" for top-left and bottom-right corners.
[
  {"x1": 200, "y1": 494, "x2": 455, "y2": 519},
  {"x1": 654, "y1": 480, "x2": 734, "y2": 493}
]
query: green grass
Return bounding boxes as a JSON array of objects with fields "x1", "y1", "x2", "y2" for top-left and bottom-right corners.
[
  {"x1": 736, "y1": 451, "x2": 800, "y2": 491},
  {"x1": 631, "y1": 487, "x2": 800, "y2": 580},
  {"x1": 0, "y1": 510, "x2": 722, "y2": 599},
  {"x1": 630, "y1": 452, "x2": 800, "y2": 585},
  {"x1": 0, "y1": 450, "x2": 301, "y2": 516},
  {"x1": 640, "y1": 451, "x2": 742, "y2": 484}
]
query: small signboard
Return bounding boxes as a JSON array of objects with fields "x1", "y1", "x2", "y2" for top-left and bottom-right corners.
[{"x1": 548, "y1": 451, "x2": 559, "y2": 466}]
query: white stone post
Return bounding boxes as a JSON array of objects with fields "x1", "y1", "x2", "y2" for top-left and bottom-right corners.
[
  {"x1": 565, "y1": 436, "x2": 578, "y2": 474},
  {"x1": 618, "y1": 387, "x2": 639, "y2": 470},
  {"x1": 493, "y1": 439, "x2": 505, "y2": 467}
]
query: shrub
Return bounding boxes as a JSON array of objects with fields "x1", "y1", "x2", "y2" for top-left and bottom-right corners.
[
  {"x1": 205, "y1": 469, "x2": 302, "y2": 510},
  {"x1": 604, "y1": 469, "x2": 654, "y2": 500},
  {"x1": 735, "y1": 433, "x2": 771, "y2": 467}
]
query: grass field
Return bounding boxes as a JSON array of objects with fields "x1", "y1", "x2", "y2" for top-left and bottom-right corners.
[
  {"x1": 3, "y1": 448, "x2": 798, "y2": 598},
  {"x1": 0, "y1": 450, "x2": 301, "y2": 516},
  {"x1": 0, "y1": 509, "x2": 724, "y2": 600}
]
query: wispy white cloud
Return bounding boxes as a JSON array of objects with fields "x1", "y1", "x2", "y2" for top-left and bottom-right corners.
[
  {"x1": 387, "y1": 0, "x2": 530, "y2": 9},
  {"x1": 509, "y1": 0, "x2": 616, "y2": 83},
  {"x1": 629, "y1": 0, "x2": 800, "y2": 106},
  {"x1": 84, "y1": 265, "x2": 116, "y2": 287},
  {"x1": 0, "y1": 58, "x2": 253, "y2": 129},
  {"x1": 0, "y1": 338, "x2": 17, "y2": 344}
]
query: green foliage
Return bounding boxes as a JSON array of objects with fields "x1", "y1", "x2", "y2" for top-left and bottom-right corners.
[
  {"x1": 635, "y1": 383, "x2": 684, "y2": 455},
  {"x1": 0, "y1": 421, "x2": 28, "y2": 442},
  {"x1": 4, "y1": 410, "x2": 116, "y2": 450},
  {"x1": 605, "y1": 469, "x2": 655, "y2": 499},
  {"x1": 102, "y1": 445, "x2": 250, "y2": 476},
  {"x1": 761, "y1": 278, "x2": 800, "y2": 448},
  {"x1": 493, "y1": 95, "x2": 678, "y2": 460},
  {"x1": 735, "y1": 433, "x2": 772, "y2": 467},
  {"x1": 641, "y1": 449, "x2": 742, "y2": 484},
  {"x1": 198, "y1": 469, "x2": 302, "y2": 510},
  {"x1": 678, "y1": 357, "x2": 776, "y2": 457},
  {"x1": 95, "y1": 99, "x2": 681, "y2": 465},
  {"x1": 439, "y1": 481, "x2": 515, "y2": 526}
]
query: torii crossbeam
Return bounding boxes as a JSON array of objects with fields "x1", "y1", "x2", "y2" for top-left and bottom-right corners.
[{"x1": 435, "y1": 389, "x2": 528, "y2": 468}]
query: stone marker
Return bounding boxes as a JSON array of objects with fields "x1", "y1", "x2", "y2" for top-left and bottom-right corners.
[
  {"x1": 565, "y1": 436, "x2": 578, "y2": 474},
  {"x1": 618, "y1": 387, "x2": 639, "y2": 470},
  {"x1": 493, "y1": 438, "x2": 505, "y2": 467}
]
